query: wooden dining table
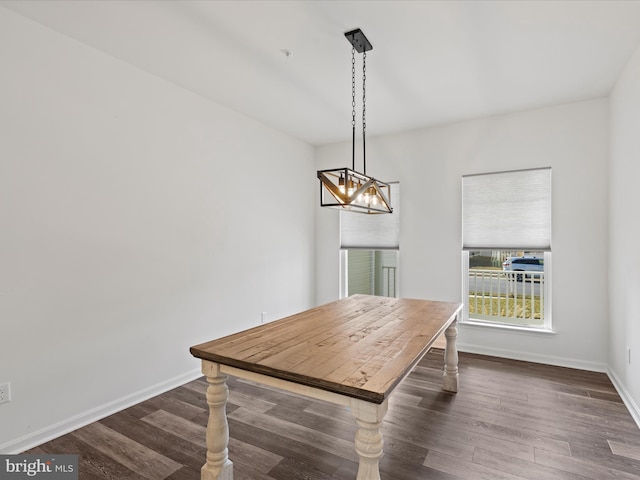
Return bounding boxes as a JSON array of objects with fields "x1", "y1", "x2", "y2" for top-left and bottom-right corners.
[{"x1": 190, "y1": 294, "x2": 463, "y2": 480}]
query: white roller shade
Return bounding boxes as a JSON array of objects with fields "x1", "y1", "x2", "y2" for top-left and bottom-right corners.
[
  {"x1": 341, "y1": 182, "x2": 399, "y2": 250},
  {"x1": 462, "y1": 168, "x2": 551, "y2": 250}
]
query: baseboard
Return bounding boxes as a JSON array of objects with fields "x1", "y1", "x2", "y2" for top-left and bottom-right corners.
[
  {"x1": 607, "y1": 368, "x2": 640, "y2": 430},
  {"x1": 0, "y1": 368, "x2": 202, "y2": 454},
  {"x1": 457, "y1": 342, "x2": 609, "y2": 373}
]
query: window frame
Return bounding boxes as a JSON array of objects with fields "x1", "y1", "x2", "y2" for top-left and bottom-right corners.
[{"x1": 461, "y1": 168, "x2": 552, "y2": 332}]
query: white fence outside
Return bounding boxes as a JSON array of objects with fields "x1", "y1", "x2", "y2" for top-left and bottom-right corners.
[{"x1": 468, "y1": 268, "x2": 545, "y2": 327}]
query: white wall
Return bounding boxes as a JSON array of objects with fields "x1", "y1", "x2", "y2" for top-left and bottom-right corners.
[
  {"x1": 316, "y1": 99, "x2": 610, "y2": 371},
  {"x1": 609, "y1": 43, "x2": 640, "y2": 424},
  {"x1": 0, "y1": 8, "x2": 316, "y2": 452}
]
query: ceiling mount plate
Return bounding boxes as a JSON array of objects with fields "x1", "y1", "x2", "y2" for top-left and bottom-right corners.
[{"x1": 345, "y1": 28, "x2": 373, "y2": 53}]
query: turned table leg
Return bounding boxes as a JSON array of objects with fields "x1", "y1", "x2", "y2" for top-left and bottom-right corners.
[
  {"x1": 350, "y1": 398, "x2": 389, "y2": 480},
  {"x1": 443, "y1": 318, "x2": 459, "y2": 393},
  {"x1": 201, "y1": 361, "x2": 233, "y2": 480}
]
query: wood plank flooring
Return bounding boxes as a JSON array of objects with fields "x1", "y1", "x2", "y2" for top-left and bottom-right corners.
[{"x1": 26, "y1": 350, "x2": 640, "y2": 479}]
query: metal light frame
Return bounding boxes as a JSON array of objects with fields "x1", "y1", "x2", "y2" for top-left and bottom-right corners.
[
  {"x1": 317, "y1": 168, "x2": 392, "y2": 214},
  {"x1": 317, "y1": 28, "x2": 393, "y2": 214}
]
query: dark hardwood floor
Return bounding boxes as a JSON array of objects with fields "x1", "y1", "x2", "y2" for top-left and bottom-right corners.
[{"x1": 26, "y1": 350, "x2": 640, "y2": 479}]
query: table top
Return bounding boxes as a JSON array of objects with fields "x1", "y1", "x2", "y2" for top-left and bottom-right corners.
[{"x1": 190, "y1": 295, "x2": 462, "y2": 403}]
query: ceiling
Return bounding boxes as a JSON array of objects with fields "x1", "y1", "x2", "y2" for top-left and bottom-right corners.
[{"x1": 3, "y1": 0, "x2": 640, "y2": 146}]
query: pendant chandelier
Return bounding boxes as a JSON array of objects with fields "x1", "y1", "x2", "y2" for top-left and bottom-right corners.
[{"x1": 317, "y1": 28, "x2": 393, "y2": 214}]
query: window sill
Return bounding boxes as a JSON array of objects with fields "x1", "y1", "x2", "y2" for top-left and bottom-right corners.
[{"x1": 460, "y1": 319, "x2": 555, "y2": 335}]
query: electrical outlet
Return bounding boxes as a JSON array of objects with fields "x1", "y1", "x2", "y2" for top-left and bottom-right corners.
[
  {"x1": 261, "y1": 312, "x2": 267, "y2": 324},
  {"x1": 0, "y1": 382, "x2": 10, "y2": 404}
]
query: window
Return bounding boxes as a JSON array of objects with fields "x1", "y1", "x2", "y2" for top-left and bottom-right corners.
[
  {"x1": 340, "y1": 183, "x2": 399, "y2": 298},
  {"x1": 344, "y1": 249, "x2": 398, "y2": 297},
  {"x1": 462, "y1": 169, "x2": 552, "y2": 330},
  {"x1": 465, "y1": 250, "x2": 550, "y2": 328}
]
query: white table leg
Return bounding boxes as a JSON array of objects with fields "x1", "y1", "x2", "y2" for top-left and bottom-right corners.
[
  {"x1": 350, "y1": 398, "x2": 389, "y2": 480},
  {"x1": 443, "y1": 318, "x2": 459, "y2": 393},
  {"x1": 201, "y1": 361, "x2": 233, "y2": 480}
]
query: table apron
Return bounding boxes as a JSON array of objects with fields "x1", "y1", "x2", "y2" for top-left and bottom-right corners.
[{"x1": 215, "y1": 362, "x2": 355, "y2": 408}]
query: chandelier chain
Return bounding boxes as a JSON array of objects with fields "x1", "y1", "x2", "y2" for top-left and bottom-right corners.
[
  {"x1": 351, "y1": 47, "x2": 356, "y2": 128},
  {"x1": 362, "y1": 51, "x2": 366, "y2": 138}
]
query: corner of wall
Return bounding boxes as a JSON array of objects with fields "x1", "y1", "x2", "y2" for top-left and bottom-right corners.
[{"x1": 608, "y1": 368, "x2": 640, "y2": 429}]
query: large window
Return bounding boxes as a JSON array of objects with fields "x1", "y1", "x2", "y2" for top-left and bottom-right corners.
[
  {"x1": 462, "y1": 169, "x2": 552, "y2": 330},
  {"x1": 340, "y1": 183, "x2": 399, "y2": 298}
]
